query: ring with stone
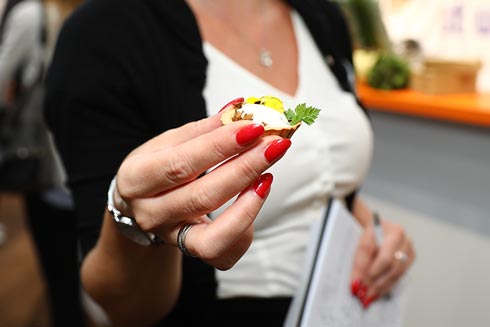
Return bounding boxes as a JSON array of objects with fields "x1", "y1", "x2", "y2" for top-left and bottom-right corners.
[{"x1": 394, "y1": 250, "x2": 408, "y2": 263}]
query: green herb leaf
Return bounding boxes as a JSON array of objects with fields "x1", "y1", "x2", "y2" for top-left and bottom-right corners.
[{"x1": 285, "y1": 103, "x2": 321, "y2": 126}]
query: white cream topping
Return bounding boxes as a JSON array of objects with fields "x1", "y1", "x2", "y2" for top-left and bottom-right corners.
[{"x1": 238, "y1": 103, "x2": 290, "y2": 127}]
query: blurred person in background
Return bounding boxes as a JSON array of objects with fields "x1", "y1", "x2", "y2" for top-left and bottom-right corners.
[
  {"x1": 0, "y1": 0, "x2": 84, "y2": 326},
  {"x1": 0, "y1": 0, "x2": 6, "y2": 249},
  {"x1": 45, "y1": 0, "x2": 415, "y2": 326},
  {"x1": 0, "y1": 1, "x2": 5, "y2": 24}
]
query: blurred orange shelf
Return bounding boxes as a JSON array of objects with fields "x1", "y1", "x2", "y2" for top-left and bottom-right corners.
[{"x1": 357, "y1": 83, "x2": 490, "y2": 128}]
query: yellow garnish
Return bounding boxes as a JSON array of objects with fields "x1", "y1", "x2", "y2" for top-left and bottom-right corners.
[
  {"x1": 260, "y1": 96, "x2": 284, "y2": 113},
  {"x1": 245, "y1": 95, "x2": 285, "y2": 113},
  {"x1": 246, "y1": 97, "x2": 260, "y2": 104}
]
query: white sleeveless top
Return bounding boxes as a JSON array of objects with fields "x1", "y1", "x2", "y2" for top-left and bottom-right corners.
[{"x1": 203, "y1": 11, "x2": 373, "y2": 298}]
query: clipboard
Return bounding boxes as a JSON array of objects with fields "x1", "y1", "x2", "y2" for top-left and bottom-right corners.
[{"x1": 284, "y1": 198, "x2": 407, "y2": 327}]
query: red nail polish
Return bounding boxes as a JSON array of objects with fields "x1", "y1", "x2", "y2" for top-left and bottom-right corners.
[
  {"x1": 351, "y1": 279, "x2": 361, "y2": 296},
  {"x1": 219, "y1": 97, "x2": 244, "y2": 112},
  {"x1": 236, "y1": 124, "x2": 265, "y2": 145},
  {"x1": 254, "y1": 173, "x2": 273, "y2": 198},
  {"x1": 357, "y1": 284, "x2": 368, "y2": 300},
  {"x1": 362, "y1": 295, "x2": 378, "y2": 309},
  {"x1": 264, "y1": 139, "x2": 291, "y2": 163}
]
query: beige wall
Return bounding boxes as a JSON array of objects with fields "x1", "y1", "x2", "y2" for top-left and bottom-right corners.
[{"x1": 380, "y1": 0, "x2": 490, "y2": 92}]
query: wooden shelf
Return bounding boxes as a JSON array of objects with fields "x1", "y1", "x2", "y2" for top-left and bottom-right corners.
[{"x1": 357, "y1": 83, "x2": 490, "y2": 127}]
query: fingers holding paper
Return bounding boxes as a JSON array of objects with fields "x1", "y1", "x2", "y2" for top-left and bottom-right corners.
[{"x1": 350, "y1": 218, "x2": 415, "y2": 309}]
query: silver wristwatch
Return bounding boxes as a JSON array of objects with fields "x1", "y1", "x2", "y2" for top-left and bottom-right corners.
[{"x1": 107, "y1": 177, "x2": 162, "y2": 246}]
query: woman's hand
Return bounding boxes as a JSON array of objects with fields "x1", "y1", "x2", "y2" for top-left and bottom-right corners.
[
  {"x1": 350, "y1": 217, "x2": 415, "y2": 309},
  {"x1": 113, "y1": 108, "x2": 291, "y2": 270}
]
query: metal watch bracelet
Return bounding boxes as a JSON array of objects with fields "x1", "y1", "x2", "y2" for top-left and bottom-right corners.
[{"x1": 107, "y1": 177, "x2": 163, "y2": 246}]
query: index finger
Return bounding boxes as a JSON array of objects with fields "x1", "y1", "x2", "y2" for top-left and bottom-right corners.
[
  {"x1": 131, "y1": 98, "x2": 244, "y2": 154},
  {"x1": 351, "y1": 227, "x2": 377, "y2": 289},
  {"x1": 131, "y1": 113, "x2": 224, "y2": 156},
  {"x1": 118, "y1": 120, "x2": 266, "y2": 197}
]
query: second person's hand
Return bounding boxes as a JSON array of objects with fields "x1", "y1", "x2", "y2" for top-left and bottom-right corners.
[{"x1": 350, "y1": 217, "x2": 415, "y2": 309}]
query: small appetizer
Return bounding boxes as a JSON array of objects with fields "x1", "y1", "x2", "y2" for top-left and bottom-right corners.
[{"x1": 220, "y1": 96, "x2": 321, "y2": 138}]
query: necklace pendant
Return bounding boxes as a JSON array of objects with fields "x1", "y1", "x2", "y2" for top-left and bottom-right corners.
[{"x1": 260, "y1": 48, "x2": 273, "y2": 68}]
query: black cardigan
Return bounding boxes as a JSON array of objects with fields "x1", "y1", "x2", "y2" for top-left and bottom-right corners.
[{"x1": 44, "y1": 0, "x2": 362, "y2": 325}]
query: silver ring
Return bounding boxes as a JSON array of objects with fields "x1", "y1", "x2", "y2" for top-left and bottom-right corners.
[
  {"x1": 177, "y1": 224, "x2": 197, "y2": 257},
  {"x1": 394, "y1": 250, "x2": 408, "y2": 263}
]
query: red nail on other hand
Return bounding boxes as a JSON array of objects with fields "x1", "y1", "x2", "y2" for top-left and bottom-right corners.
[
  {"x1": 351, "y1": 279, "x2": 361, "y2": 296},
  {"x1": 362, "y1": 295, "x2": 378, "y2": 309},
  {"x1": 356, "y1": 284, "x2": 368, "y2": 300}
]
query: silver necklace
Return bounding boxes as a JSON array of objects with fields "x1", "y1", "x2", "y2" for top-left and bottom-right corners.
[
  {"x1": 201, "y1": 0, "x2": 273, "y2": 68},
  {"x1": 259, "y1": 48, "x2": 273, "y2": 68}
]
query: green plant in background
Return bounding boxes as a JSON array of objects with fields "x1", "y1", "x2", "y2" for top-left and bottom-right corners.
[
  {"x1": 334, "y1": 0, "x2": 411, "y2": 90},
  {"x1": 335, "y1": 0, "x2": 392, "y2": 51},
  {"x1": 367, "y1": 53, "x2": 410, "y2": 90}
]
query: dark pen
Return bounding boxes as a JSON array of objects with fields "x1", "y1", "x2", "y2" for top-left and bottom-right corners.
[{"x1": 373, "y1": 212, "x2": 392, "y2": 301}]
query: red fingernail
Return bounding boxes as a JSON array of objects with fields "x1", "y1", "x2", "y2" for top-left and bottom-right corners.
[
  {"x1": 351, "y1": 279, "x2": 361, "y2": 296},
  {"x1": 264, "y1": 139, "x2": 291, "y2": 163},
  {"x1": 357, "y1": 284, "x2": 368, "y2": 300},
  {"x1": 219, "y1": 97, "x2": 244, "y2": 112},
  {"x1": 236, "y1": 124, "x2": 265, "y2": 145},
  {"x1": 254, "y1": 173, "x2": 273, "y2": 198},
  {"x1": 362, "y1": 295, "x2": 378, "y2": 309}
]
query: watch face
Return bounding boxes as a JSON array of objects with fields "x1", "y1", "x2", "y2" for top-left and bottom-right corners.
[{"x1": 115, "y1": 217, "x2": 152, "y2": 246}]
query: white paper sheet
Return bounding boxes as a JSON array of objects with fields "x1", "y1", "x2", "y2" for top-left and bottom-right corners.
[{"x1": 284, "y1": 198, "x2": 407, "y2": 327}]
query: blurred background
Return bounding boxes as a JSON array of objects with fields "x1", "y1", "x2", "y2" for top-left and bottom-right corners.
[{"x1": 1, "y1": 0, "x2": 489, "y2": 326}]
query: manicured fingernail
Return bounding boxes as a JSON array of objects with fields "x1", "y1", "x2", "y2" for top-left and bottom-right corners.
[
  {"x1": 219, "y1": 97, "x2": 244, "y2": 112},
  {"x1": 351, "y1": 279, "x2": 361, "y2": 296},
  {"x1": 236, "y1": 124, "x2": 265, "y2": 145},
  {"x1": 254, "y1": 173, "x2": 273, "y2": 198},
  {"x1": 362, "y1": 295, "x2": 378, "y2": 309},
  {"x1": 357, "y1": 284, "x2": 368, "y2": 300},
  {"x1": 264, "y1": 138, "x2": 291, "y2": 163}
]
